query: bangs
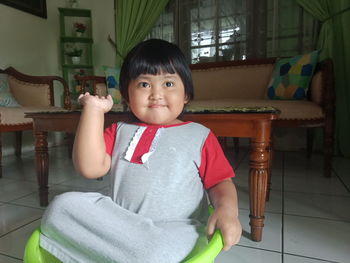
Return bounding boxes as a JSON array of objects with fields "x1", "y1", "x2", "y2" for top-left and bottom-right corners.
[{"x1": 128, "y1": 55, "x2": 177, "y2": 80}]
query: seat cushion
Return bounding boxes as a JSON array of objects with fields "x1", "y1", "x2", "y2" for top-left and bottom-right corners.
[
  {"x1": 187, "y1": 99, "x2": 324, "y2": 120},
  {"x1": 8, "y1": 76, "x2": 51, "y2": 107},
  {"x1": 0, "y1": 106, "x2": 67, "y2": 125}
]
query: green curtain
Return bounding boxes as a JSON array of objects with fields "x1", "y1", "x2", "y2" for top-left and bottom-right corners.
[
  {"x1": 296, "y1": 0, "x2": 350, "y2": 157},
  {"x1": 115, "y1": 0, "x2": 169, "y2": 67}
]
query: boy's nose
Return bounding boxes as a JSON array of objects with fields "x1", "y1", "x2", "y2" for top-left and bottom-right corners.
[{"x1": 150, "y1": 86, "x2": 163, "y2": 100}]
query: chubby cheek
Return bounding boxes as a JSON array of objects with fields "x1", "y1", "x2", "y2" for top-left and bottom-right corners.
[
  {"x1": 128, "y1": 91, "x2": 145, "y2": 106},
  {"x1": 173, "y1": 94, "x2": 188, "y2": 109},
  {"x1": 128, "y1": 101, "x2": 143, "y2": 117}
]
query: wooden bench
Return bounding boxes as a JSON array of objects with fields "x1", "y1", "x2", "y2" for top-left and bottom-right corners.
[{"x1": 0, "y1": 67, "x2": 71, "y2": 177}]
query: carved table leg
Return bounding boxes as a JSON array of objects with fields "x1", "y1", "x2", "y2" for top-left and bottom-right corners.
[
  {"x1": 266, "y1": 135, "x2": 273, "y2": 202},
  {"x1": 35, "y1": 131, "x2": 49, "y2": 206},
  {"x1": 249, "y1": 122, "x2": 270, "y2": 242}
]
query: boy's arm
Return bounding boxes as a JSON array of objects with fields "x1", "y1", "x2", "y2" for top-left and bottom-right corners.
[
  {"x1": 207, "y1": 178, "x2": 242, "y2": 251},
  {"x1": 72, "y1": 94, "x2": 112, "y2": 179}
]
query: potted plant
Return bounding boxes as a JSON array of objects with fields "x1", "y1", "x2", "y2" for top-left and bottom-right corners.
[
  {"x1": 74, "y1": 22, "x2": 86, "y2": 37},
  {"x1": 65, "y1": 48, "x2": 83, "y2": 64}
]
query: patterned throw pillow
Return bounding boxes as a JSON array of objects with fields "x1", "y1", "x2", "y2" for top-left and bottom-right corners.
[
  {"x1": 102, "y1": 66, "x2": 122, "y2": 104},
  {"x1": 0, "y1": 73, "x2": 20, "y2": 107},
  {"x1": 267, "y1": 50, "x2": 319, "y2": 100}
]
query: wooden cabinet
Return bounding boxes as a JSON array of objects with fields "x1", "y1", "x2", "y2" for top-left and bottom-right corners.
[{"x1": 58, "y1": 7, "x2": 94, "y2": 105}]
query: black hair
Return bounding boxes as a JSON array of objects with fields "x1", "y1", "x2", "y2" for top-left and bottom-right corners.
[{"x1": 119, "y1": 39, "x2": 194, "y2": 103}]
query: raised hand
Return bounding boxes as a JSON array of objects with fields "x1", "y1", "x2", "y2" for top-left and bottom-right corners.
[{"x1": 78, "y1": 92, "x2": 114, "y2": 113}]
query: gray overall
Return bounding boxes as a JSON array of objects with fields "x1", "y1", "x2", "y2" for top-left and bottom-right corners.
[{"x1": 40, "y1": 122, "x2": 210, "y2": 263}]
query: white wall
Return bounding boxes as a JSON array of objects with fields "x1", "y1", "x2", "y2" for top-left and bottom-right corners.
[{"x1": 0, "y1": 0, "x2": 116, "y2": 155}]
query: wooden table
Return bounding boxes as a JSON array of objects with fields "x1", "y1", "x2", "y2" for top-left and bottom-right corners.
[{"x1": 26, "y1": 108, "x2": 278, "y2": 242}]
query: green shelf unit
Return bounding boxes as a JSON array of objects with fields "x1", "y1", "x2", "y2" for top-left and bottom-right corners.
[
  {"x1": 60, "y1": 37, "x2": 93, "y2": 43},
  {"x1": 58, "y1": 7, "x2": 91, "y2": 18},
  {"x1": 58, "y1": 7, "x2": 94, "y2": 106},
  {"x1": 62, "y1": 64, "x2": 94, "y2": 69}
]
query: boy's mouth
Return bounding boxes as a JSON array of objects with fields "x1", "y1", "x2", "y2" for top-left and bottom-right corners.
[{"x1": 149, "y1": 104, "x2": 166, "y2": 108}]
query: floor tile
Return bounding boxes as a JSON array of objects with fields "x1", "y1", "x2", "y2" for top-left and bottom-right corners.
[
  {"x1": 0, "y1": 254, "x2": 22, "y2": 262},
  {"x1": 284, "y1": 152, "x2": 324, "y2": 171},
  {"x1": 333, "y1": 156, "x2": 350, "y2": 190},
  {"x1": 0, "y1": 178, "x2": 16, "y2": 187},
  {"x1": 284, "y1": 215, "x2": 350, "y2": 263},
  {"x1": 284, "y1": 254, "x2": 338, "y2": 263},
  {"x1": 284, "y1": 191, "x2": 350, "y2": 221},
  {"x1": 2, "y1": 146, "x2": 76, "y2": 185},
  {"x1": 2, "y1": 156, "x2": 37, "y2": 183},
  {"x1": 282, "y1": 174, "x2": 349, "y2": 196},
  {"x1": 1, "y1": 172, "x2": 37, "y2": 184},
  {"x1": 284, "y1": 165, "x2": 333, "y2": 178},
  {"x1": 237, "y1": 187, "x2": 282, "y2": 214},
  {"x1": 0, "y1": 204, "x2": 42, "y2": 236},
  {"x1": 216, "y1": 245, "x2": 282, "y2": 263},
  {"x1": 238, "y1": 210, "x2": 282, "y2": 252},
  {"x1": 0, "y1": 181, "x2": 38, "y2": 202},
  {"x1": 0, "y1": 219, "x2": 40, "y2": 260}
]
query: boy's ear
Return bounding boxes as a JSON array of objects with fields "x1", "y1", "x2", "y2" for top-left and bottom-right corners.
[{"x1": 184, "y1": 95, "x2": 190, "y2": 104}]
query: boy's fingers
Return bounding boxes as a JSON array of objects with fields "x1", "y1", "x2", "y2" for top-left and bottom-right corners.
[
  {"x1": 222, "y1": 227, "x2": 242, "y2": 251},
  {"x1": 107, "y1": 94, "x2": 113, "y2": 101},
  {"x1": 223, "y1": 244, "x2": 231, "y2": 251},
  {"x1": 223, "y1": 234, "x2": 234, "y2": 251},
  {"x1": 207, "y1": 216, "x2": 216, "y2": 236}
]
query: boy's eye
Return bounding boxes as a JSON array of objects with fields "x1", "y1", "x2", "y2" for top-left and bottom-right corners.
[
  {"x1": 165, "y1": 82, "x2": 174, "y2": 87},
  {"x1": 138, "y1": 82, "x2": 150, "y2": 88}
]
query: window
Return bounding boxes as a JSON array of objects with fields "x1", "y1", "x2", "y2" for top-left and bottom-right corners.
[
  {"x1": 148, "y1": 0, "x2": 319, "y2": 64},
  {"x1": 188, "y1": 0, "x2": 247, "y2": 63}
]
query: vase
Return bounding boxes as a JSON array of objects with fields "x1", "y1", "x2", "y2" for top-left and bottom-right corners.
[
  {"x1": 71, "y1": 56, "x2": 81, "y2": 65},
  {"x1": 76, "y1": 31, "x2": 83, "y2": 37}
]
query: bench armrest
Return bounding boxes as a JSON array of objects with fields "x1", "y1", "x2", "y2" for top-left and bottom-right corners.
[
  {"x1": 3, "y1": 67, "x2": 71, "y2": 109},
  {"x1": 310, "y1": 59, "x2": 335, "y2": 109}
]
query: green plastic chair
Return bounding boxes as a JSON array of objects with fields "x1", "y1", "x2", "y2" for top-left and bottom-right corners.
[{"x1": 24, "y1": 207, "x2": 223, "y2": 263}]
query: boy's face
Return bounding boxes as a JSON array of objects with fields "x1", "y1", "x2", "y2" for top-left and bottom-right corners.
[{"x1": 127, "y1": 72, "x2": 188, "y2": 125}]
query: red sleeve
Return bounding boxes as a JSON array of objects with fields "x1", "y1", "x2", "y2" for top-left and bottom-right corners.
[
  {"x1": 103, "y1": 123, "x2": 117, "y2": 156},
  {"x1": 199, "y1": 131, "x2": 235, "y2": 189}
]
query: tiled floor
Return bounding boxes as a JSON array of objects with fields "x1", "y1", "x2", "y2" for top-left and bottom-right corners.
[{"x1": 0, "y1": 145, "x2": 349, "y2": 262}]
